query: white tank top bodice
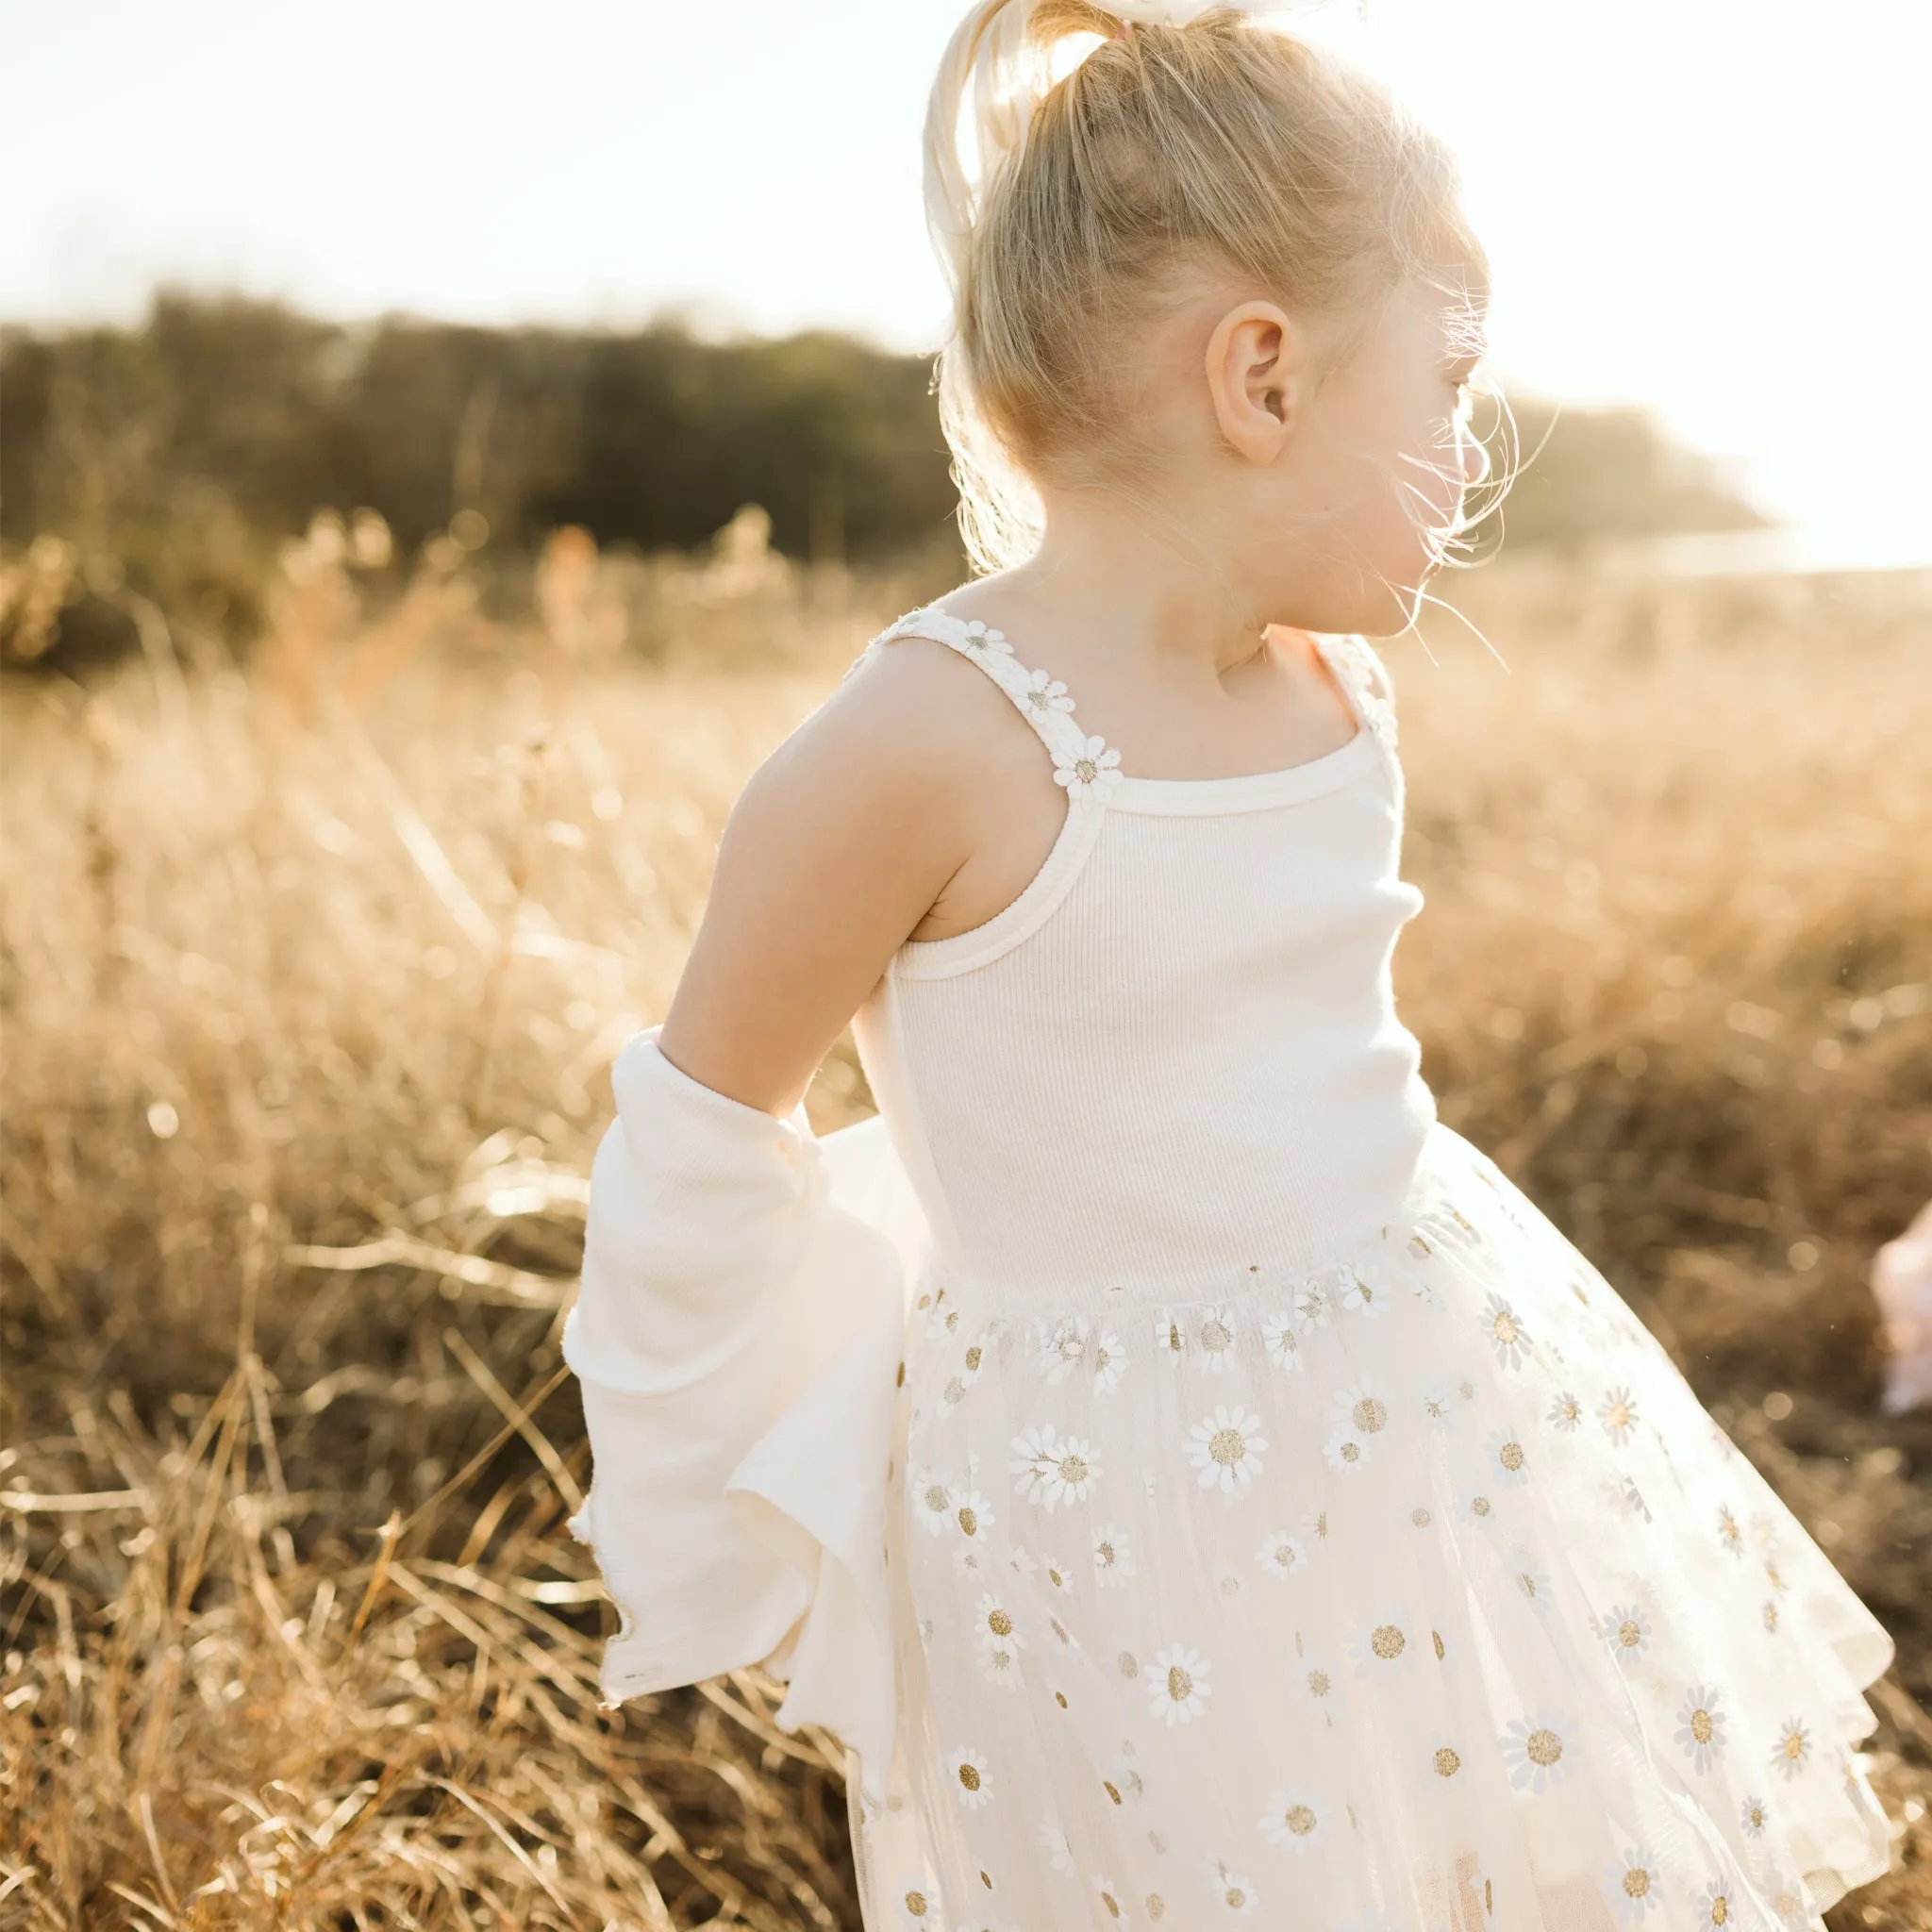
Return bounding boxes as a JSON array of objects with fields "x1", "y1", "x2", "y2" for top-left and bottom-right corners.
[{"x1": 850, "y1": 608, "x2": 1437, "y2": 1308}]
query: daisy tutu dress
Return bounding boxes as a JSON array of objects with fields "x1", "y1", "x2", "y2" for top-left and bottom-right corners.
[{"x1": 564, "y1": 609, "x2": 1893, "y2": 1932}]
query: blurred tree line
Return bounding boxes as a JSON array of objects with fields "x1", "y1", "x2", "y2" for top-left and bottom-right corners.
[{"x1": 0, "y1": 291, "x2": 1760, "y2": 665}]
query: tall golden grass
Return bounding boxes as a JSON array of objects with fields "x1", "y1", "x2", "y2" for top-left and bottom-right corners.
[{"x1": 3, "y1": 534, "x2": 1929, "y2": 1927}]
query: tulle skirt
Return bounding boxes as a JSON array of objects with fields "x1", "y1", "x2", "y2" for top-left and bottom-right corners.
[{"x1": 854, "y1": 1124, "x2": 1892, "y2": 1932}]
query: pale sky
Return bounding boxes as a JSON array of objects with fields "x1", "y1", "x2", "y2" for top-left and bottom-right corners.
[{"x1": 6, "y1": 0, "x2": 1930, "y2": 564}]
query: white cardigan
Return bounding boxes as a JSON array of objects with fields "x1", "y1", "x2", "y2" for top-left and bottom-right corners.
[{"x1": 561, "y1": 1031, "x2": 925, "y2": 1798}]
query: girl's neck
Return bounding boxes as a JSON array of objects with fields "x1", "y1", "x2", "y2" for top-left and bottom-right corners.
[{"x1": 1001, "y1": 493, "x2": 1266, "y2": 680}]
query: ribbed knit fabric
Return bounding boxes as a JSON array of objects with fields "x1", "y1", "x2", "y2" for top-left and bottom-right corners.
[{"x1": 854, "y1": 612, "x2": 1432, "y2": 1303}]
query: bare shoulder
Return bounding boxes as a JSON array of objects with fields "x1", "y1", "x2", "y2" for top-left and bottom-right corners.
[
  {"x1": 741, "y1": 623, "x2": 1041, "y2": 833},
  {"x1": 655, "y1": 620, "x2": 1048, "y2": 1112}
]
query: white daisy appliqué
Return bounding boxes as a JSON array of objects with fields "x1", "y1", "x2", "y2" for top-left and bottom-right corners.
[
  {"x1": 1032, "y1": 1315, "x2": 1089, "y2": 1384},
  {"x1": 1500, "y1": 1710, "x2": 1577, "y2": 1793},
  {"x1": 1201, "y1": 1855, "x2": 1258, "y2": 1916},
  {"x1": 1695, "y1": 1878, "x2": 1735, "y2": 1929},
  {"x1": 1020, "y1": 667, "x2": 1074, "y2": 717},
  {"x1": 1603, "y1": 1846, "x2": 1663, "y2": 1922},
  {"x1": 1486, "y1": 1429, "x2": 1530, "y2": 1487},
  {"x1": 1674, "y1": 1684, "x2": 1726, "y2": 1774},
  {"x1": 947, "y1": 1746, "x2": 993, "y2": 1808},
  {"x1": 957, "y1": 618, "x2": 1013, "y2": 659},
  {"x1": 1193, "y1": 1305, "x2": 1238, "y2": 1373},
  {"x1": 950, "y1": 1488, "x2": 995, "y2": 1545},
  {"x1": 1053, "y1": 734, "x2": 1122, "y2": 803},
  {"x1": 1091, "y1": 1329, "x2": 1128, "y2": 1393},
  {"x1": 1338, "y1": 1265, "x2": 1388, "y2": 1318},
  {"x1": 1349, "y1": 1614, "x2": 1416, "y2": 1681},
  {"x1": 1600, "y1": 1603, "x2": 1652, "y2": 1661},
  {"x1": 1481, "y1": 1292, "x2": 1532, "y2": 1368},
  {"x1": 1149, "y1": 1643, "x2": 1212, "y2": 1726},
  {"x1": 1091, "y1": 1523, "x2": 1135, "y2": 1588},
  {"x1": 909, "y1": 1467, "x2": 953, "y2": 1537},
  {"x1": 1255, "y1": 1530, "x2": 1307, "y2": 1581},
  {"x1": 1598, "y1": 1386, "x2": 1640, "y2": 1444},
  {"x1": 1257, "y1": 1787, "x2": 1330, "y2": 1853},
  {"x1": 1010, "y1": 1426, "x2": 1100, "y2": 1510},
  {"x1": 972, "y1": 1591, "x2": 1025, "y2": 1661},
  {"x1": 1259, "y1": 1309, "x2": 1301, "y2": 1371},
  {"x1": 1294, "y1": 1276, "x2": 1336, "y2": 1332},
  {"x1": 1186, "y1": 1406, "x2": 1268, "y2": 1496}
]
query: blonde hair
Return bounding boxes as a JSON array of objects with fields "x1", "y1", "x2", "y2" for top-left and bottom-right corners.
[{"x1": 925, "y1": 2, "x2": 1484, "y2": 572}]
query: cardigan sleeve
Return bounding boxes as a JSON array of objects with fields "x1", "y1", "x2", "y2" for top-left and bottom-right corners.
[{"x1": 560, "y1": 1029, "x2": 924, "y2": 1798}]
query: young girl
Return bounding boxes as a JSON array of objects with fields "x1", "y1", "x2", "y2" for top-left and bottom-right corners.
[{"x1": 564, "y1": 6, "x2": 1895, "y2": 1927}]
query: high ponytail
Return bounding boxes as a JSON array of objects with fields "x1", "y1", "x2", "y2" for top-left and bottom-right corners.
[{"x1": 923, "y1": 3, "x2": 1480, "y2": 573}]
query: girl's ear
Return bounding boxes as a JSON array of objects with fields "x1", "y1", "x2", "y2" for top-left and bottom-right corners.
[{"x1": 1206, "y1": 300, "x2": 1304, "y2": 465}]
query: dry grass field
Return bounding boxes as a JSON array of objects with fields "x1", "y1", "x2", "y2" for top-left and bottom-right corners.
[{"x1": 3, "y1": 533, "x2": 1929, "y2": 1928}]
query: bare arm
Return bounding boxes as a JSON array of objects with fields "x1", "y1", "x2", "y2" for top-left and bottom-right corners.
[{"x1": 656, "y1": 638, "x2": 1038, "y2": 1115}]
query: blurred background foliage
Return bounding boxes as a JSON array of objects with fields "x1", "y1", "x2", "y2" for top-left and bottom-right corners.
[{"x1": 0, "y1": 290, "x2": 1764, "y2": 674}]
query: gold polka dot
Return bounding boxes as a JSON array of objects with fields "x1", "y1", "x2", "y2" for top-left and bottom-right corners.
[
  {"x1": 1208, "y1": 1427, "x2": 1245, "y2": 1466},
  {"x1": 1058, "y1": 1454, "x2": 1088, "y2": 1486},
  {"x1": 1201, "y1": 1319, "x2": 1232, "y2": 1351},
  {"x1": 904, "y1": 1890, "x2": 927, "y2": 1916},
  {"x1": 1622, "y1": 1867, "x2": 1650, "y2": 1900},
  {"x1": 1711, "y1": 1896, "x2": 1728, "y2": 1924},
  {"x1": 980, "y1": 1870, "x2": 992, "y2": 1889},
  {"x1": 957, "y1": 1763, "x2": 980, "y2": 1792},
  {"x1": 1353, "y1": 1397, "x2": 1389, "y2": 1433},
  {"x1": 1340, "y1": 1441, "x2": 1360, "y2": 1463},
  {"x1": 1307, "y1": 1669, "x2": 1331, "y2": 1697},
  {"x1": 1054, "y1": 1690, "x2": 1069, "y2": 1708},
  {"x1": 1146, "y1": 1896, "x2": 1166, "y2": 1922},
  {"x1": 988, "y1": 1608, "x2": 1013, "y2": 1638},
  {"x1": 1525, "y1": 1727, "x2": 1563, "y2": 1768},
  {"x1": 1434, "y1": 1746, "x2": 1461, "y2": 1777},
  {"x1": 1617, "y1": 1619, "x2": 1642, "y2": 1649},
  {"x1": 1167, "y1": 1665, "x2": 1193, "y2": 1702},
  {"x1": 1471, "y1": 1495, "x2": 1491, "y2": 1518},
  {"x1": 1498, "y1": 1441, "x2": 1524, "y2": 1472},
  {"x1": 1103, "y1": 1780, "x2": 1122, "y2": 1805},
  {"x1": 964, "y1": 1346, "x2": 982, "y2": 1372},
  {"x1": 1101, "y1": 1890, "x2": 1122, "y2": 1920},
  {"x1": 1117, "y1": 1651, "x2": 1140, "y2": 1678},
  {"x1": 1690, "y1": 1707, "x2": 1713, "y2": 1743},
  {"x1": 1432, "y1": 1629, "x2": 1446, "y2": 1660},
  {"x1": 1412, "y1": 1508, "x2": 1432, "y2": 1527},
  {"x1": 923, "y1": 1484, "x2": 947, "y2": 1513},
  {"x1": 957, "y1": 1507, "x2": 978, "y2": 1537},
  {"x1": 1285, "y1": 1804, "x2": 1318, "y2": 1836},
  {"x1": 1370, "y1": 1624, "x2": 1406, "y2": 1660}
]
